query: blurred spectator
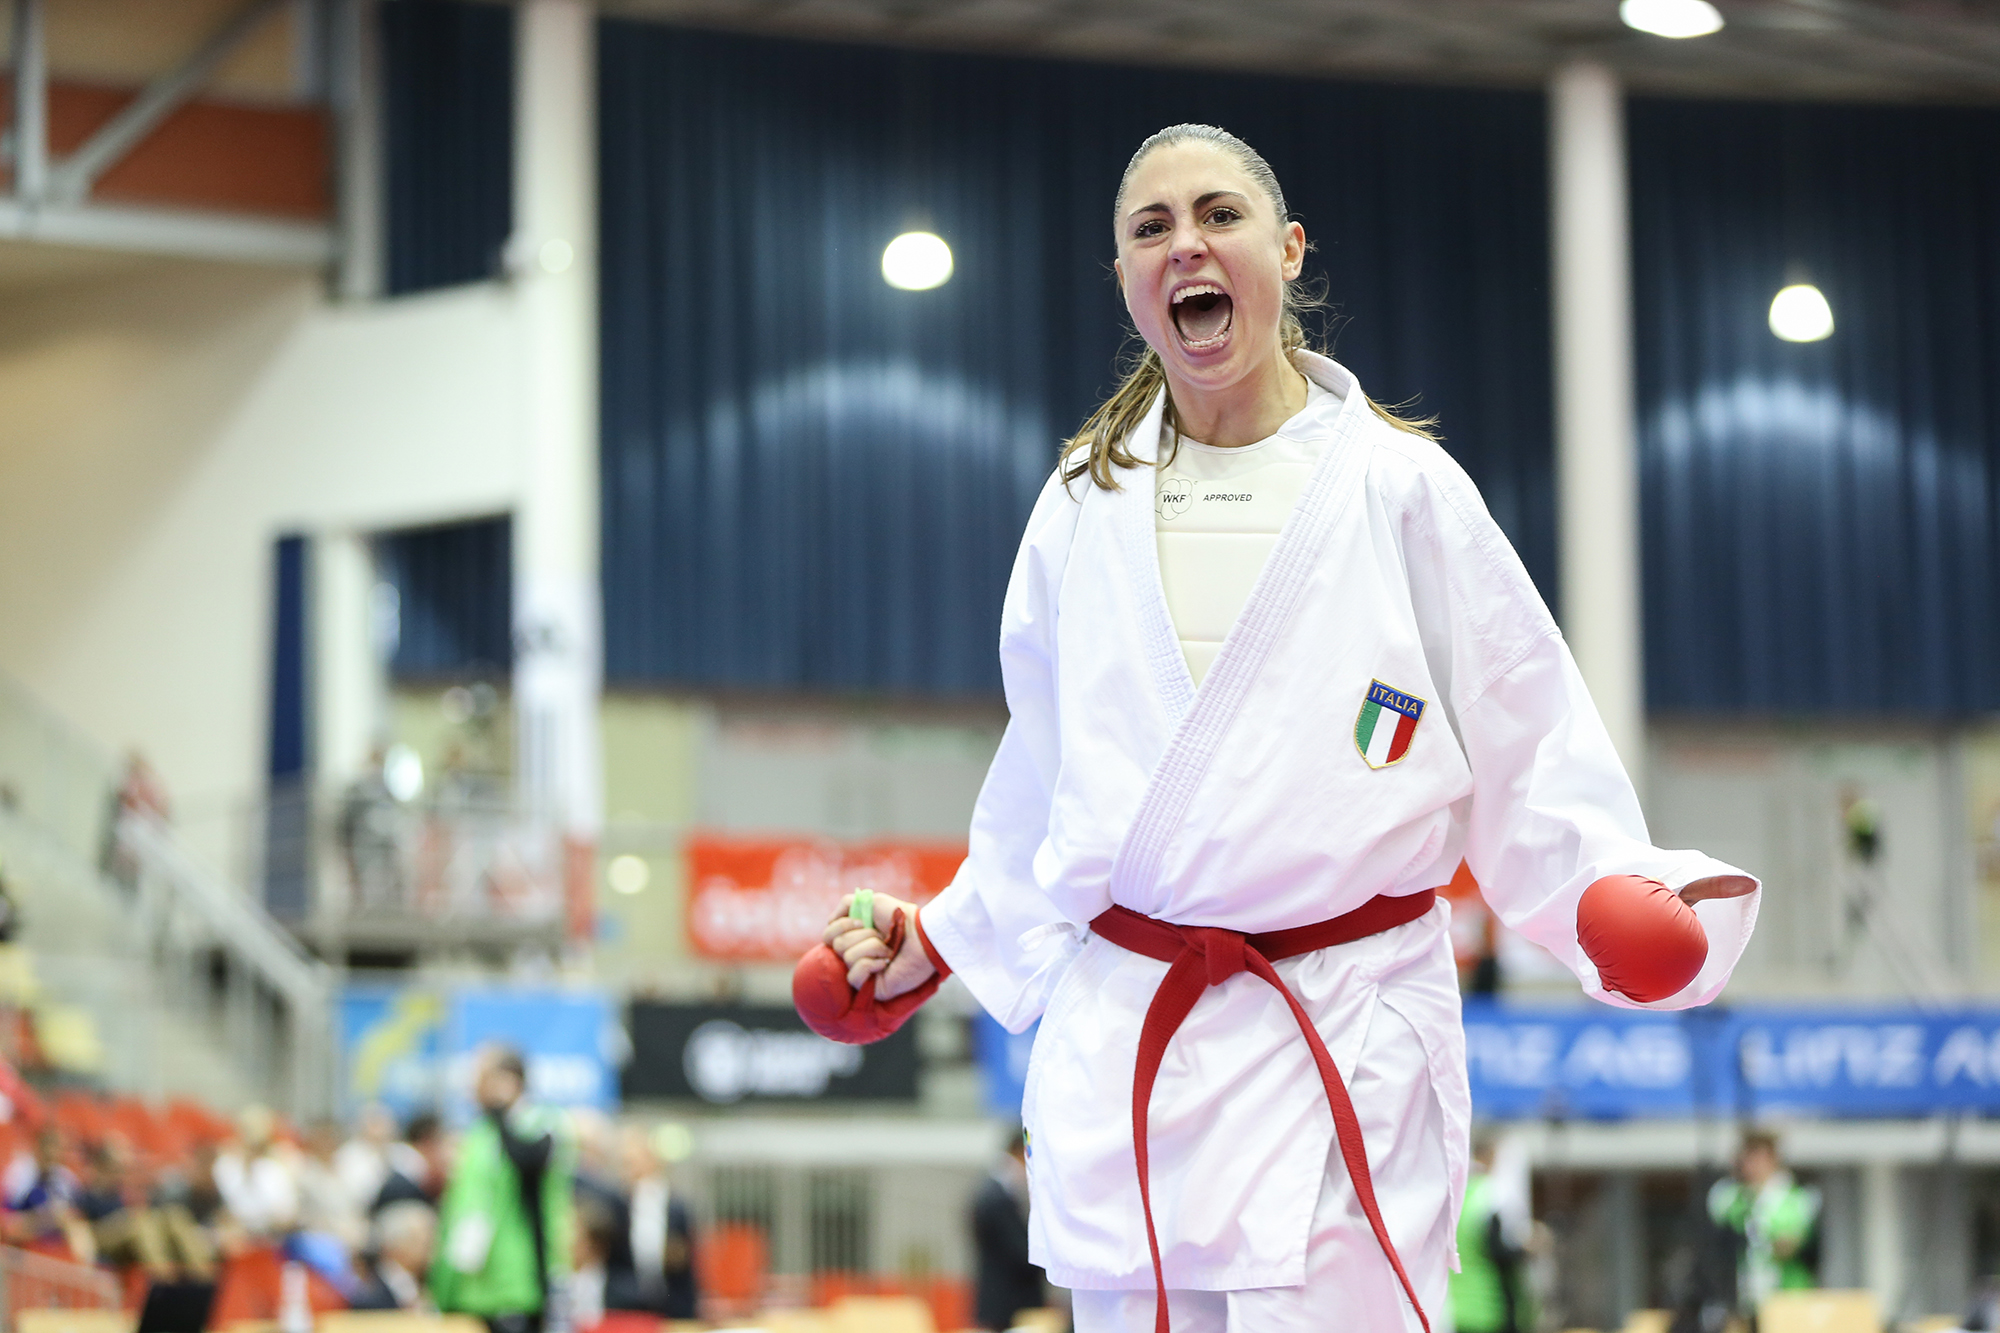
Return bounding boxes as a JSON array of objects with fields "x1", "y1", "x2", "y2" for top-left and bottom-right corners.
[
  {"x1": 568, "y1": 1199, "x2": 644, "y2": 1331},
  {"x1": 298, "y1": 1119, "x2": 367, "y2": 1251},
  {"x1": 1708, "y1": 1130, "x2": 1821, "y2": 1314},
  {"x1": 970, "y1": 1126, "x2": 1042, "y2": 1332},
  {"x1": 1450, "y1": 1131, "x2": 1534, "y2": 1333},
  {"x1": 4, "y1": 1126, "x2": 94, "y2": 1259},
  {"x1": 335, "y1": 1104, "x2": 398, "y2": 1213},
  {"x1": 156, "y1": 1141, "x2": 227, "y2": 1231},
  {"x1": 618, "y1": 1126, "x2": 695, "y2": 1319},
  {"x1": 374, "y1": 1111, "x2": 449, "y2": 1214},
  {"x1": 103, "y1": 750, "x2": 171, "y2": 888},
  {"x1": 568, "y1": 1112, "x2": 624, "y2": 1253},
  {"x1": 76, "y1": 1136, "x2": 215, "y2": 1282},
  {"x1": 432, "y1": 1046, "x2": 575, "y2": 1333},
  {"x1": 214, "y1": 1105, "x2": 301, "y2": 1240},
  {"x1": 353, "y1": 1199, "x2": 438, "y2": 1312},
  {"x1": 0, "y1": 858, "x2": 22, "y2": 944},
  {"x1": 339, "y1": 749, "x2": 406, "y2": 910}
]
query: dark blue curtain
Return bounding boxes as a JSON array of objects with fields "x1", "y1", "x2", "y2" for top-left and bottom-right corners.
[
  {"x1": 382, "y1": 0, "x2": 514, "y2": 296},
  {"x1": 379, "y1": 516, "x2": 513, "y2": 681},
  {"x1": 1632, "y1": 99, "x2": 2000, "y2": 714},
  {"x1": 267, "y1": 535, "x2": 310, "y2": 779},
  {"x1": 600, "y1": 23, "x2": 1554, "y2": 694},
  {"x1": 265, "y1": 535, "x2": 310, "y2": 918}
]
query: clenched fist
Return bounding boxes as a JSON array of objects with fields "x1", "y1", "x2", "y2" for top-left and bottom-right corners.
[{"x1": 821, "y1": 891, "x2": 939, "y2": 1000}]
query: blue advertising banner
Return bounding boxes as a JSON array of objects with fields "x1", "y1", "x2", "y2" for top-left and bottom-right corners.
[
  {"x1": 1732, "y1": 1010, "x2": 2000, "y2": 1118},
  {"x1": 1462, "y1": 999, "x2": 2000, "y2": 1121},
  {"x1": 340, "y1": 985, "x2": 619, "y2": 1122},
  {"x1": 1461, "y1": 1001, "x2": 1730, "y2": 1120},
  {"x1": 973, "y1": 1012, "x2": 1038, "y2": 1119}
]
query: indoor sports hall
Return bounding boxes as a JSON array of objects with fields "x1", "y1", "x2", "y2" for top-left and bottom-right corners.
[{"x1": 1, "y1": 2, "x2": 1998, "y2": 1331}]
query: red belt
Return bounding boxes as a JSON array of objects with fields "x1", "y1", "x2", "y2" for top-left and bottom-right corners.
[{"x1": 1088, "y1": 890, "x2": 1436, "y2": 1333}]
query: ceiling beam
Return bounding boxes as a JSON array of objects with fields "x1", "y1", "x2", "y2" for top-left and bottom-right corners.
[
  {"x1": 0, "y1": 198, "x2": 332, "y2": 267},
  {"x1": 46, "y1": 0, "x2": 293, "y2": 206}
]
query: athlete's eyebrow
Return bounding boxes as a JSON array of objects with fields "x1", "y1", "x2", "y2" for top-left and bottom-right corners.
[{"x1": 1124, "y1": 190, "x2": 1252, "y2": 226}]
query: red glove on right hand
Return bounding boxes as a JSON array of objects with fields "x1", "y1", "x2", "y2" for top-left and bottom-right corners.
[
  {"x1": 1577, "y1": 874, "x2": 1709, "y2": 1003},
  {"x1": 793, "y1": 907, "x2": 943, "y2": 1045}
]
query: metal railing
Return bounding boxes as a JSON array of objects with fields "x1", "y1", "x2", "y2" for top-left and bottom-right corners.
[
  {"x1": 0, "y1": 1246, "x2": 122, "y2": 1329},
  {"x1": 0, "y1": 668, "x2": 334, "y2": 1114},
  {"x1": 117, "y1": 812, "x2": 335, "y2": 1113},
  {"x1": 300, "y1": 783, "x2": 568, "y2": 950}
]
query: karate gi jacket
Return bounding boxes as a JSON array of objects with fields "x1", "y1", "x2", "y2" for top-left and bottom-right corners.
[{"x1": 920, "y1": 353, "x2": 1760, "y2": 1292}]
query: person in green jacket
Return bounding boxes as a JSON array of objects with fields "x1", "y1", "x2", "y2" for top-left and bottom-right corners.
[
  {"x1": 1707, "y1": 1129, "x2": 1820, "y2": 1316},
  {"x1": 1450, "y1": 1132, "x2": 1534, "y2": 1333},
  {"x1": 432, "y1": 1046, "x2": 577, "y2": 1333}
]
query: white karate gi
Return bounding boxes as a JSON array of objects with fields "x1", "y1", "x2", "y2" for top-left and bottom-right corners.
[{"x1": 918, "y1": 352, "x2": 1760, "y2": 1324}]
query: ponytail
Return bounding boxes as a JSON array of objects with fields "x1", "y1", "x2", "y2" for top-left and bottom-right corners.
[{"x1": 1060, "y1": 342, "x2": 1172, "y2": 491}]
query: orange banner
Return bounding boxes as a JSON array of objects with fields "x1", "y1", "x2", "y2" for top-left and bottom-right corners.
[{"x1": 686, "y1": 834, "x2": 968, "y2": 961}]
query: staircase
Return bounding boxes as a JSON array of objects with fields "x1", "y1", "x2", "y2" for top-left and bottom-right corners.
[{"x1": 0, "y1": 670, "x2": 333, "y2": 1115}]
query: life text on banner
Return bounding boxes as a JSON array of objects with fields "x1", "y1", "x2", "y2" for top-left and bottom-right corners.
[
  {"x1": 1462, "y1": 998, "x2": 2000, "y2": 1120},
  {"x1": 684, "y1": 834, "x2": 968, "y2": 962}
]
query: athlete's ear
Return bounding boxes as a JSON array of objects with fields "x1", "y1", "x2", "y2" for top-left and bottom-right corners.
[
  {"x1": 1281, "y1": 220, "x2": 1307, "y2": 282},
  {"x1": 1114, "y1": 256, "x2": 1126, "y2": 297}
]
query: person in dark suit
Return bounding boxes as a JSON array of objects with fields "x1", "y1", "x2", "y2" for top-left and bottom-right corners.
[
  {"x1": 971, "y1": 1127, "x2": 1044, "y2": 1332},
  {"x1": 371, "y1": 1111, "x2": 448, "y2": 1215},
  {"x1": 617, "y1": 1128, "x2": 698, "y2": 1321},
  {"x1": 351, "y1": 1200, "x2": 437, "y2": 1311}
]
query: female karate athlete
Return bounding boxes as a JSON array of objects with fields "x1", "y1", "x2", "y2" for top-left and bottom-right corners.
[{"x1": 797, "y1": 124, "x2": 1760, "y2": 1333}]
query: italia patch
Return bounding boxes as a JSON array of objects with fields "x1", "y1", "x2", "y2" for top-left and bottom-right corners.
[{"x1": 1355, "y1": 680, "x2": 1425, "y2": 769}]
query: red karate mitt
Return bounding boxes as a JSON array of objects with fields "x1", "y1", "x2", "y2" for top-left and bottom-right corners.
[
  {"x1": 1577, "y1": 874, "x2": 1709, "y2": 1003},
  {"x1": 793, "y1": 906, "x2": 943, "y2": 1045}
]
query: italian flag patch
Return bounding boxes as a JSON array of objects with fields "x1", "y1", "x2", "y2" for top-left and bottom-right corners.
[{"x1": 1355, "y1": 679, "x2": 1425, "y2": 769}]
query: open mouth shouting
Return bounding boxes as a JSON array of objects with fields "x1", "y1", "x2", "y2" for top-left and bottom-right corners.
[{"x1": 1170, "y1": 282, "x2": 1234, "y2": 353}]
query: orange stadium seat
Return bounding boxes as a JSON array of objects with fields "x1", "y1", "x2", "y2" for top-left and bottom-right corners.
[
  {"x1": 695, "y1": 1222, "x2": 768, "y2": 1312},
  {"x1": 209, "y1": 1245, "x2": 347, "y2": 1328}
]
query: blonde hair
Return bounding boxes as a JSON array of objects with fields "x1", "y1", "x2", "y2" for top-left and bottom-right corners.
[{"x1": 1061, "y1": 124, "x2": 1436, "y2": 491}]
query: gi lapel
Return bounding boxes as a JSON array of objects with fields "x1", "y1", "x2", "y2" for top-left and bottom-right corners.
[{"x1": 1107, "y1": 357, "x2": 1373, "y2": 910}]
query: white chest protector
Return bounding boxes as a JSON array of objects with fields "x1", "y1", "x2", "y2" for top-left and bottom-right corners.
[{"x1": 1154, "y1": 383, "x2": 1341, "y2": 684}]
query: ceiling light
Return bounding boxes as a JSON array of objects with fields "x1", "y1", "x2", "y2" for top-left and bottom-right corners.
[
  {"x1": 608, "y1": 854, "x2": 651, "y2": 896},
  {"x1": 1769, "y1": 283, "x2": 1834, "y2": 342},
  {"x1": 882, "y1": 231, "x2": 953, "y2": 290},
  {"x1": 383, "y1": 744, "x2": 424, "y2": 803},
  {"x1": 1620, "y1": 0, "x2": 1724, "y2": 38}
]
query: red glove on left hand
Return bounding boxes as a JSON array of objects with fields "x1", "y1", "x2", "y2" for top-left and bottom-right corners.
[
  {"x1": 793, "y1": 907, "x2": 943, "y2": 1045},
  {"x1": 1577, "y1": 874, "x2": 1709, "y2": 1003}
]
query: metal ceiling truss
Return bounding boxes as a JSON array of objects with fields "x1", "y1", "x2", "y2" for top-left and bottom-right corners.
[{"x1": 2, "y1": 0, "x2": 333, "y2": 266}]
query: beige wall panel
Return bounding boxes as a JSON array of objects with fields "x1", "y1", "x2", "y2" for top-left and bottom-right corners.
[
  {"x1": 0, "y1": 256, "x2": 525, "y2": 873},
  {"x1": 1650, "y1": 721, "x2": 1974, "y2": 1001}
]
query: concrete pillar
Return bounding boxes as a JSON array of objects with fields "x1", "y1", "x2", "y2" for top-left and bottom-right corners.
[
  {"x1": 311, "y1": 530, "x2": 385, "y2": 789},
  {"x1": 329, "y1": 0, "x2": 382, "y2": 301},
  {"x1": 1549, "y1": 61, "x2": 1646, "y2": 781},
  {"x1": 512, "y1": 0, "x2": 602, "y2": 942},
  {"x1": 1862, "y1": 1159, "x2": 1903, "y2": 1316},
  {"x1": 11, "y1": 0, "x2": 48, "y2": 204},
  {"x1": 1603, "y1": 1171, "x2": 1644, "y2": 1326}
]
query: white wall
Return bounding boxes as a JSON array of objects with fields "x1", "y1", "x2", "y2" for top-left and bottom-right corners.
[
  {"x1": 0, "y1": 248, "x2": 528, "y2": 868},
  {"x1": 1648, "y1": 719, "x2": 1992, "y2": 1000}
]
